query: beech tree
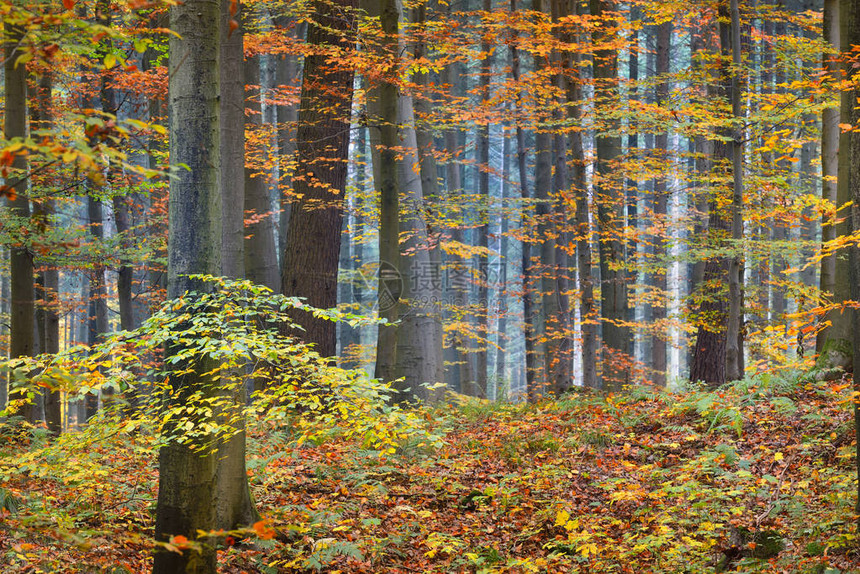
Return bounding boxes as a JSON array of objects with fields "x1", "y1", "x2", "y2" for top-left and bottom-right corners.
[
  {"x1": 281, "y1": 0, "x2": 358, "y2": 358},
  {"x1": 4, "y1": 20, "x2": 35, "y2": 424},
  {"x1": 153, "y1": 0, "x2": 237, "y2": 570}
]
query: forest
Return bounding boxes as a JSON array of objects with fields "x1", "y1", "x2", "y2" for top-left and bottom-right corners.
[{"x1": 2, "y1": 0, "x2": 860, "y2": 571}]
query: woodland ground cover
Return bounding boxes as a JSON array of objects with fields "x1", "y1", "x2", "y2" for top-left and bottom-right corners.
[{"x1": 1, "y1": 374, "x2": 857, "y2": 573}]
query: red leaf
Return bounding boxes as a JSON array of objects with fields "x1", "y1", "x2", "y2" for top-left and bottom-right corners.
[{"x1": 62, "y1": 0, "x2": 74, "y2": 9}]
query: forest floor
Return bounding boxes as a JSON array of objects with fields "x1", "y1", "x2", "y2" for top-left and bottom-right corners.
[{"x1": 2, "y1": 374, "x2": 860, "y2": 573}]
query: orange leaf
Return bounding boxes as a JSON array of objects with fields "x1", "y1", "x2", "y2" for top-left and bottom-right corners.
[
  {"x1": 62, "y1": 0, "x2": 74, "y2": 9},
  {"x1": 252, "y1": 520, "x2": 275, "y2": 540},
  {"x1": 171, "y1": 535, "x2": 190, "y2": 548}
]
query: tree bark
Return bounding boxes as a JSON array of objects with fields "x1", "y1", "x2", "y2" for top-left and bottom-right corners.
[
  {"x1": 367, "y1": 0, "x2": 402, "y2": 386},
  {"x1": 509, "y1": 0, "x2": 538, "y2": 399},
  {"x1": 473, "y1": 0, "x2": 492, "y2": 396},
  {"x1": 442, "y1": 57, "x2": 474, "y2": 392},
  {"x1": 410, "y1": 2, "x2": 445, "y2": 395},
  {"x1": 845, "y1": 0, "x2": 860, "y2": 531},
  {"x1": 86, "y1": 197, "x2": 109, "y2": 418},
  {"x1": 213, "y1": 0, "x2": 258, "y2": 535},
  {"x1": 281, "y1": 0, "x2": 357, "y2": 358},
  {"x1": 650, "y1": 21, "x2": 671, "y2": 387},
  {"x1": 590, "y1": 0, "x2": 630, "y2": 391},
  {"x1": 275, "y1": 17, "x2": 303, "y2": 265},
  {"x1": 817, "y1": 0, "x2": 850, "y2": 368},
  {"x1": 244, "y1": 55, "x2": 280, "y2": 291},
  {"x1": 565, "y1": 0, "x2": 596, "y2": 390},
  {"x1": 724, "y1": 0, "x2": 744, "y2": 382},
  {"x1": 153, "y1": 0, "x2": 224, "y2": 569},
  {"x1": 31, "y1": 72, "x2": 62, "y2": 433},
  {"x1": 5, "y1": 23, "x2": 35, "y2": 424}
]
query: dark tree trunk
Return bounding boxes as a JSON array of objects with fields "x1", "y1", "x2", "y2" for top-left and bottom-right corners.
[
  {"x1": 5, "y1": 23, "x2": 35, "y2": 424},
  {"x1": 86, "y1": 197, "x2": 109, "y2": 419},
  {"x1": 725, "y1": 0, "x2": 744, "y2": 382},
  {"x1": 281, "y1": 0, "x2": 357, "y2": 358},
  {"x1": 474, "y1": 0, "x2": 492, "y2": 396},
  {"x1": 690, "y1": 2, "x2": 740, "y2": 387},
  {"x1": 30, "y1": 71, "x2": 62, "y2": 434},
  {"x1": 367, "y1": 0, "x2": 401, "y2": 385},
  {"x1": 590, "y1": 0, "x2": 631, "y2": 391},
  {"x1": 650, "y1": 21, "x2": 671, "y2": 387},
  {"x1": 845, "y1": 0, "x2": 860, "y2": 532}
]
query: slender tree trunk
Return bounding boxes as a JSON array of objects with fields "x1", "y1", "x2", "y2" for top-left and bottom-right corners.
[
  {"x1": 590, "y1": 0, "x2": 630, "y2": 391},
  {"x1": 392, "y1": 93, "x2": 443, "y2": 403},
  {"x1": 411, "y1": 3, "x2": 445, "y2": 394},
  {"x1": 563, "y1": 0, "x2": 596, "y2": 389},
  {"x1": 690, "y1": 3, "x2": 737, "y2": 387},
  {"x1": 495, "y1": 130, "x2": 511, "y2": 397},
  {"x1": 473, "y1": 0, "x2": 492, "y2": 396},
  {"x1": 845, "y1": 0, "x2": 860, "y2": 532},
  {"x1": 443, "y1": 58, "x2": 474, "y2": 392},
  {"x1": 532, "y1": 39, "x2": 552, "y2": 397},
  {"x1": 650, "y1": 21, "x2": 671, "y2": 387},
  {"x1": 281, "y1": 0, "x2": 357, "y2": 357},
  {"x1": 510, "y1": 0, "x2": 538, "y2": 400},
  {"x1": 113, "y1": 196, "x2": 135, "y2": 332},
  {"x1": 275, "y1": 17, "x2": 304, "y2": 264},
  {"x1": 817, "y1": 0, "x2": 844, "y2": 357},
  {"x1": 367, "y1": 0, "x2": 401, "y2": 385},
  {"x1": 725, "y1": 0, "x2": 744, "y2": 382},
  {"x1": 627, "y1": 5, "x2": 639, "y2": 365},
  {"x1": 29, "y1": 71, "x2": 61, "y2": 433},
  {"x1": 86, "y1": 197, "x2": 109, "y2": 418},
  {"x1": 5, "y1": 23, "x2": 35, "y2": 424},
  {"x1": 244, "y1": 55, "x2": 280, "y2": 290}
]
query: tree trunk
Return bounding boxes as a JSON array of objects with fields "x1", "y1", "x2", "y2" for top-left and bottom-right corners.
[
  {"x1": 509, "y1": 0, "x2": 538, "y2": 400},
  {"x1": 392, "y1": 94, "x2": 444, "y2": 403},
  {"x1": 725, "y1": 0, "x2": 744, "y2": 382},
  {"x1": 442, "y1": 57, "x2": 474, "y2": 392},
  {"x1": 564, "y1": 0, "x2": 596, "y2": 389},
  {"x1": 473, "y1": 0, "x2": 492, "y2": 397},
  {"x1": 281, "y1": 0, "x2": 357, "y2": 358},
  {"x1": 650, "y1": 21, "x2": 671, "y2": 387},
  {"x1": 590, "y1": 0, "x2": 630, "y2": 391},
  {"x1": 5, "y1": 23, "x2": 35, "y2": 424},
  {"x1": 367, "y1": 0, "x2": 402, "y2": 386},
  {"x1": 817, "y1": 0, "x2": 847, "y2": 362},
  {"x1": 275, "y1": 17, "x2": 303, "y2": 265},
  {"x1": 153, "y1": 0, "x2": 224, "y2": 569},
  {"x1": 845, "y1": 0, "x2": 860, "y2": 532},
  {"x1": 213, "y1": 0, "x2": 258, "y2": 535},
  {"x1": 30, "y1": 71, "x2": 62, "y2": 434},
  {"x1": 495, "y1": 130, "x2": 511, "y2": 397},
  {"x1": 113, "y1": 196, "x2": 136, "y2": 332},
  {"x1": 411, "y1": 3, "x2": 445, "y2": 395},
  {"x1": 86, "y1": 197, "x2": 109, "y2": 418},
  {"x1": 244, "y1": 55, "x2": 280, "y2": 291},
  {"x1": 532, "y1": 40, "x2": 552, "y2": 398},
  {"x1": 690, "y1": 3, "x2": 738, "y2": 388}
]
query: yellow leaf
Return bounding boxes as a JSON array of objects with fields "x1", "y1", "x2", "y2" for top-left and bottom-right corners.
[{"x1": 774, "y1": 452, "x2": 784, "y2": 462}]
